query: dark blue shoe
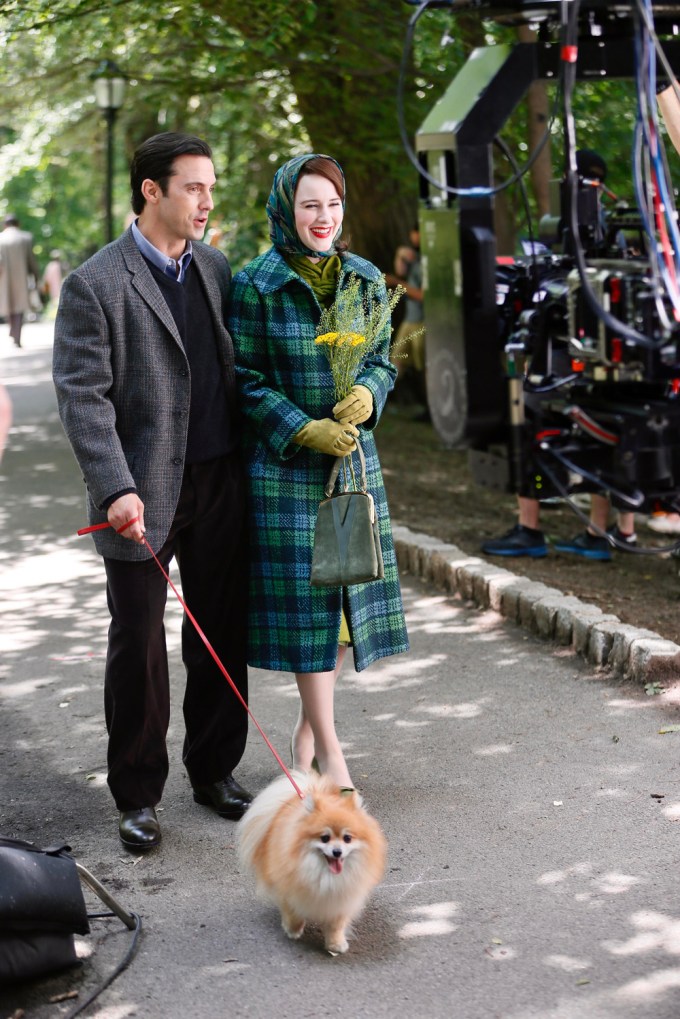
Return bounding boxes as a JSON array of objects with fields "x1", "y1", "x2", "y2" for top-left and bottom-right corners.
[
  {"x1": 554, "y1": 531, "x2": 611, "y2": 561},
  {"x1": 607, "y1": 525, "x2": 637, "y2": 548},
  {"x1": 481, "y1": 523, "x2": 548, "y2": 558}
]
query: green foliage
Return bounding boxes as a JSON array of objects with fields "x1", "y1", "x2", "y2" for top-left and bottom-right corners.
[
  {"x1": 0, "y1": 0, "x2": 313, "y2": 268},
  {"x1": 0, "y1": 2, "x2": 677, "y2": 271}
]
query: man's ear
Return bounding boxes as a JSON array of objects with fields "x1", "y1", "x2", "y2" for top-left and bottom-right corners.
[{"x1": 140, "y1": 178, "x2": 160, "y2": 205}]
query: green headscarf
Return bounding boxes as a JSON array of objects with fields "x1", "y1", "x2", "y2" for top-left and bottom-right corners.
[{"x1": 266, "y1": 153, "x2": 345, "y2": 257}]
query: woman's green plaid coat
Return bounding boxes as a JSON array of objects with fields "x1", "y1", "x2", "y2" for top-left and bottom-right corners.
[{"x1": 227, "y1": 246, "x2": 409, "y2": 673}]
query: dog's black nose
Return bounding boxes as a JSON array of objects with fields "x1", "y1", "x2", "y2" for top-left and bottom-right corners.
[{"x1": 332, "y1": 848, "x2": 342, "y2": 858}]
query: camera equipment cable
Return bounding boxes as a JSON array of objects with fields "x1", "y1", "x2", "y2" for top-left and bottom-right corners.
[
  {"x1": 562, "y1": 0, "x2": 670, "y2": 349},
  {"x1": 65, "y1": 909, "x2": 142, "y2": 1018},
  {"x1": 631, "y1": 121, "x2": 677, "y2": 331},
  {"x1": 397, "y1": 0, "x2": 562, "y2": 198},
  {"x1": 633, "y1": 0, "x2": 680, "y2": 320},
  {"x1": 635, "y1": 0, "x2": 680, "y2": 102},
  {"x1": 535, "y1": 444, "x2": 680, "y2": 553},
  {"x1": 493, "y1": 133, "x2": 541, "y2": 279}
]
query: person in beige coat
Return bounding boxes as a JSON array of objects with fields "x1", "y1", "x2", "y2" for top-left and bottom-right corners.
[{"x1": 0, "y1": 214, "x2": 39, "y2": 347}]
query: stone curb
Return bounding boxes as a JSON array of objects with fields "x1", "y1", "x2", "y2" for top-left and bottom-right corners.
[{"x1": 393, "y1": 524, "x2": 680, "y2": 683}]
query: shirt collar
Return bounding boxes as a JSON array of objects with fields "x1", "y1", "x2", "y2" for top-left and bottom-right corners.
[{"x1": 132, "y1": 219, "x2": 193, "y2": 282}]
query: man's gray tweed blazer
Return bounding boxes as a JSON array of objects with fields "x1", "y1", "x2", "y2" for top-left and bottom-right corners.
[{"x1": 53, "y1": 226, "x2": 238, "y2": 561}]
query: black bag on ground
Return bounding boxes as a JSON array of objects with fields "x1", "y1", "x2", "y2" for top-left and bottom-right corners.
[
  {"x1": 311, "y1": 438, "x2": 385, "y2": 588},
  {"x1": 0, "y1": 836, "x2": 90, "y2": 983}
]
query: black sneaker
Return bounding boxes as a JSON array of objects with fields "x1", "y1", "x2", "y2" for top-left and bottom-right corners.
[
  {"x1": 607, "y1": 525, "x2": 637, "y2": 547},
  {"x1": 553, "y1": 531, "x2": 611, "y2": 561},
  {"x1": 481, "y1": 523, "x2": 548, "y2": 558}
]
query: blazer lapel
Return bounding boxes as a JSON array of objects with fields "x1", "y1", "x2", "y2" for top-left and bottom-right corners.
[
  {"x1": 191, "y1": 246, "x2": 223, "y2": 331},
  {"x1": 119, "y1": 229, "x2": 183, "y2": 346}
]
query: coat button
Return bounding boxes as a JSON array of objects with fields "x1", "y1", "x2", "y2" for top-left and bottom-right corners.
[
  {"x1": 172, "y1": 457, "x2": 182, "y2": 465},
  {"x1": 179, "y1": 369, "x2": 188, "y2": 376}
]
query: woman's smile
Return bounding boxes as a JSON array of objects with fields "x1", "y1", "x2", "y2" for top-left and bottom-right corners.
[{"x1": 294, "y1": 174, "x2": 343, "y2": 253}]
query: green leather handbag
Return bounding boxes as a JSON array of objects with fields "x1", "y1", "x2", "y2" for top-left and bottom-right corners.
[{"x1": 311, "y1": 438, "x2": 385, "y2": 588}]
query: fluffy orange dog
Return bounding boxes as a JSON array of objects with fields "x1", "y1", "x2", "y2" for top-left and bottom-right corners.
[{"x1": 237, "y1": 771, "x2": 387, "y2": 955}]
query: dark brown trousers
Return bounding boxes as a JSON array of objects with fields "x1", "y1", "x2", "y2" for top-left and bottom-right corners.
[{"x1": 103, "y1": 452, "x2": 248, "y2": 810}]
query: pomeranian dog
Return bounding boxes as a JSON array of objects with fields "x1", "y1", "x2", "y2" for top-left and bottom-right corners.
[{"x1": 237, "y1": 770, "x2": 387, "y2": 955}]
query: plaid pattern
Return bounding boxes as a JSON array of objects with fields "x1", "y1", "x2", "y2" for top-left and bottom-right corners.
[{"x1": 227, "y1": 246, "x2": 409, "y2": 673}]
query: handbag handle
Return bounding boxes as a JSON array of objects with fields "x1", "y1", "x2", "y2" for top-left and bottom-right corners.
[{"x1": 324, "y1": 435, "x2": 367, "y2": 498}]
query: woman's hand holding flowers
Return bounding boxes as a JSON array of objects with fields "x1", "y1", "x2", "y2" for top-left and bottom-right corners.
[
  {"x1": 293, "y1": 418, "x2": 359, "y2": 457},
  {"x1": 333, "y1": 384, "x2": 373, "y2": 426}
]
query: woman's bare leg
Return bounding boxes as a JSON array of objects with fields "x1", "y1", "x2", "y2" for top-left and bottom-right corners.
[
  {"x1": 293, "y1": 646, "x2": 351, "y2": 786},
  {"x1": 291, "y1": 701, "x2": 314, "y2": 771}
]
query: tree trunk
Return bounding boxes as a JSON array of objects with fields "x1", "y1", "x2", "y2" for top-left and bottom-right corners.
[
  {"x1": 286, "y1": 3, "x2": 419, "y2": 270},
  {"x1": 219, "y1": 0, "x2": 428, "y2": 270},
  {"x1": 215, "y1": 1, "x2": 489, "y2": 270}
]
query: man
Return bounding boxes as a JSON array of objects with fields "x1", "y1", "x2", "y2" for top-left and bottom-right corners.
[
  {"x1": 53, "y1": 133, "x2": 251, "y2": 851},
  {"x1": 480, "y1": 150, "x2": 637, "y2": 560},
  {"x1": 386, "y1": 225, "x2": 427, "y2": 414},
  {"x1": 0, "y1": 214, "x2": 40, "y2": 347}
]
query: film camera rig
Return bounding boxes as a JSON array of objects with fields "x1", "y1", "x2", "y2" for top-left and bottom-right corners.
[{"x1": 404, "y1": 1, "x2": 680, "y2": 535}]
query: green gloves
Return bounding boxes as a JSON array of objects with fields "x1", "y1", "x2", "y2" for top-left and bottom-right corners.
[
  {"x1": 293, "y1": 418, "x2": 359, "y2": 457},
  {"x1": 333, "y1": 385, "x2": 373, "y2": 426},
  {"x1": 293, "y1": 386, "x2": 371, "y2": 457}
]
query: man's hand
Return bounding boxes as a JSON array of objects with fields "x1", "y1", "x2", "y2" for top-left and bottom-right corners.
[{"x1": 107, "y1": 493, "x2": 146, "y2": 544}]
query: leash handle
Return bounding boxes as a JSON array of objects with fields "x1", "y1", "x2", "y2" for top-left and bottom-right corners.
[
  {"x1": 78, "y1": 517, "x2": 139, "y2": 536},
  {"x1": 76, "y1": 521, "x2": 304, "y2": 799}
]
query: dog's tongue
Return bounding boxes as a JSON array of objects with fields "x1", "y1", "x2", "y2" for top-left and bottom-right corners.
[{"x1": 329, "y1": 858, "x2": 343, "y2": 875}]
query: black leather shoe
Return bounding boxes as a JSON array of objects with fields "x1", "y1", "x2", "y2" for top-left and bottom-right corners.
[
  {"x1": 192, "y1": 774, "x2": 253, "y2": 820},
  {"x1": 119, "y1": 807, "x2": 161, "y2": 850}
]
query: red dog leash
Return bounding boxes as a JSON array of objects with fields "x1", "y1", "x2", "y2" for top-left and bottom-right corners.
[{"x1": 77, "y1": 520, "x2": 304, "y2": 799}]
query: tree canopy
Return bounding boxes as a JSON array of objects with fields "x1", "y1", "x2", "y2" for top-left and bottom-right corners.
[
  {"x1": 0, "y1": 0, "x2": 449, "y2": 269},
  {"x1": 0, "y1": 1, "x2": 673, "y2": 273}
]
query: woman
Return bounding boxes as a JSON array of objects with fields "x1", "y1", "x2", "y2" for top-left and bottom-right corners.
[{"x1": 227, "y1": 153, "x2": 408, "y2": 789}]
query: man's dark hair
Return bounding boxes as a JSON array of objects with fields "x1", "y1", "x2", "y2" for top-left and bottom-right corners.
[{"x1": 129, "y1": 132, "x2": 212, "y2": 215}]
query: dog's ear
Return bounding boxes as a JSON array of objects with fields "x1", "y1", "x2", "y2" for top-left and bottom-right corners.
[{"x1": 303, "y1": 793, "x2": 316, "y2": 813}]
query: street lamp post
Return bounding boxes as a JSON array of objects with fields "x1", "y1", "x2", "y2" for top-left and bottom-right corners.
[{"x1": 92, "y1": 60, "x2": 126, "y2": 245}]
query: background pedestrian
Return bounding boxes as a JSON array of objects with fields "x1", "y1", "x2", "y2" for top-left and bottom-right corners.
[{"x1": 0, "y1": 213, "x2": 40, "y2": 347}]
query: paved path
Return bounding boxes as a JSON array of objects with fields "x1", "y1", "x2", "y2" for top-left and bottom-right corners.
[{"x1": 2, "y1": 324, "x2": 680, "y2": 1018}]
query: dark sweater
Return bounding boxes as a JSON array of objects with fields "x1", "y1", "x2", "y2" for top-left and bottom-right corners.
[{"x1": 144, "y1": 257, "x2": 235, "y2": 464}]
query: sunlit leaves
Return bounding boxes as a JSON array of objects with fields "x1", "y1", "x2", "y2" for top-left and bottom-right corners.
[{"x1": 0, "y1": 1, "x2": 668, "y2": 271}]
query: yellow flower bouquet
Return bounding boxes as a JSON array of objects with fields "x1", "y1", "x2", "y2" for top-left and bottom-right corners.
[{"x1": 315, "y1": 271, "x2": 405, "y2": 402}]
